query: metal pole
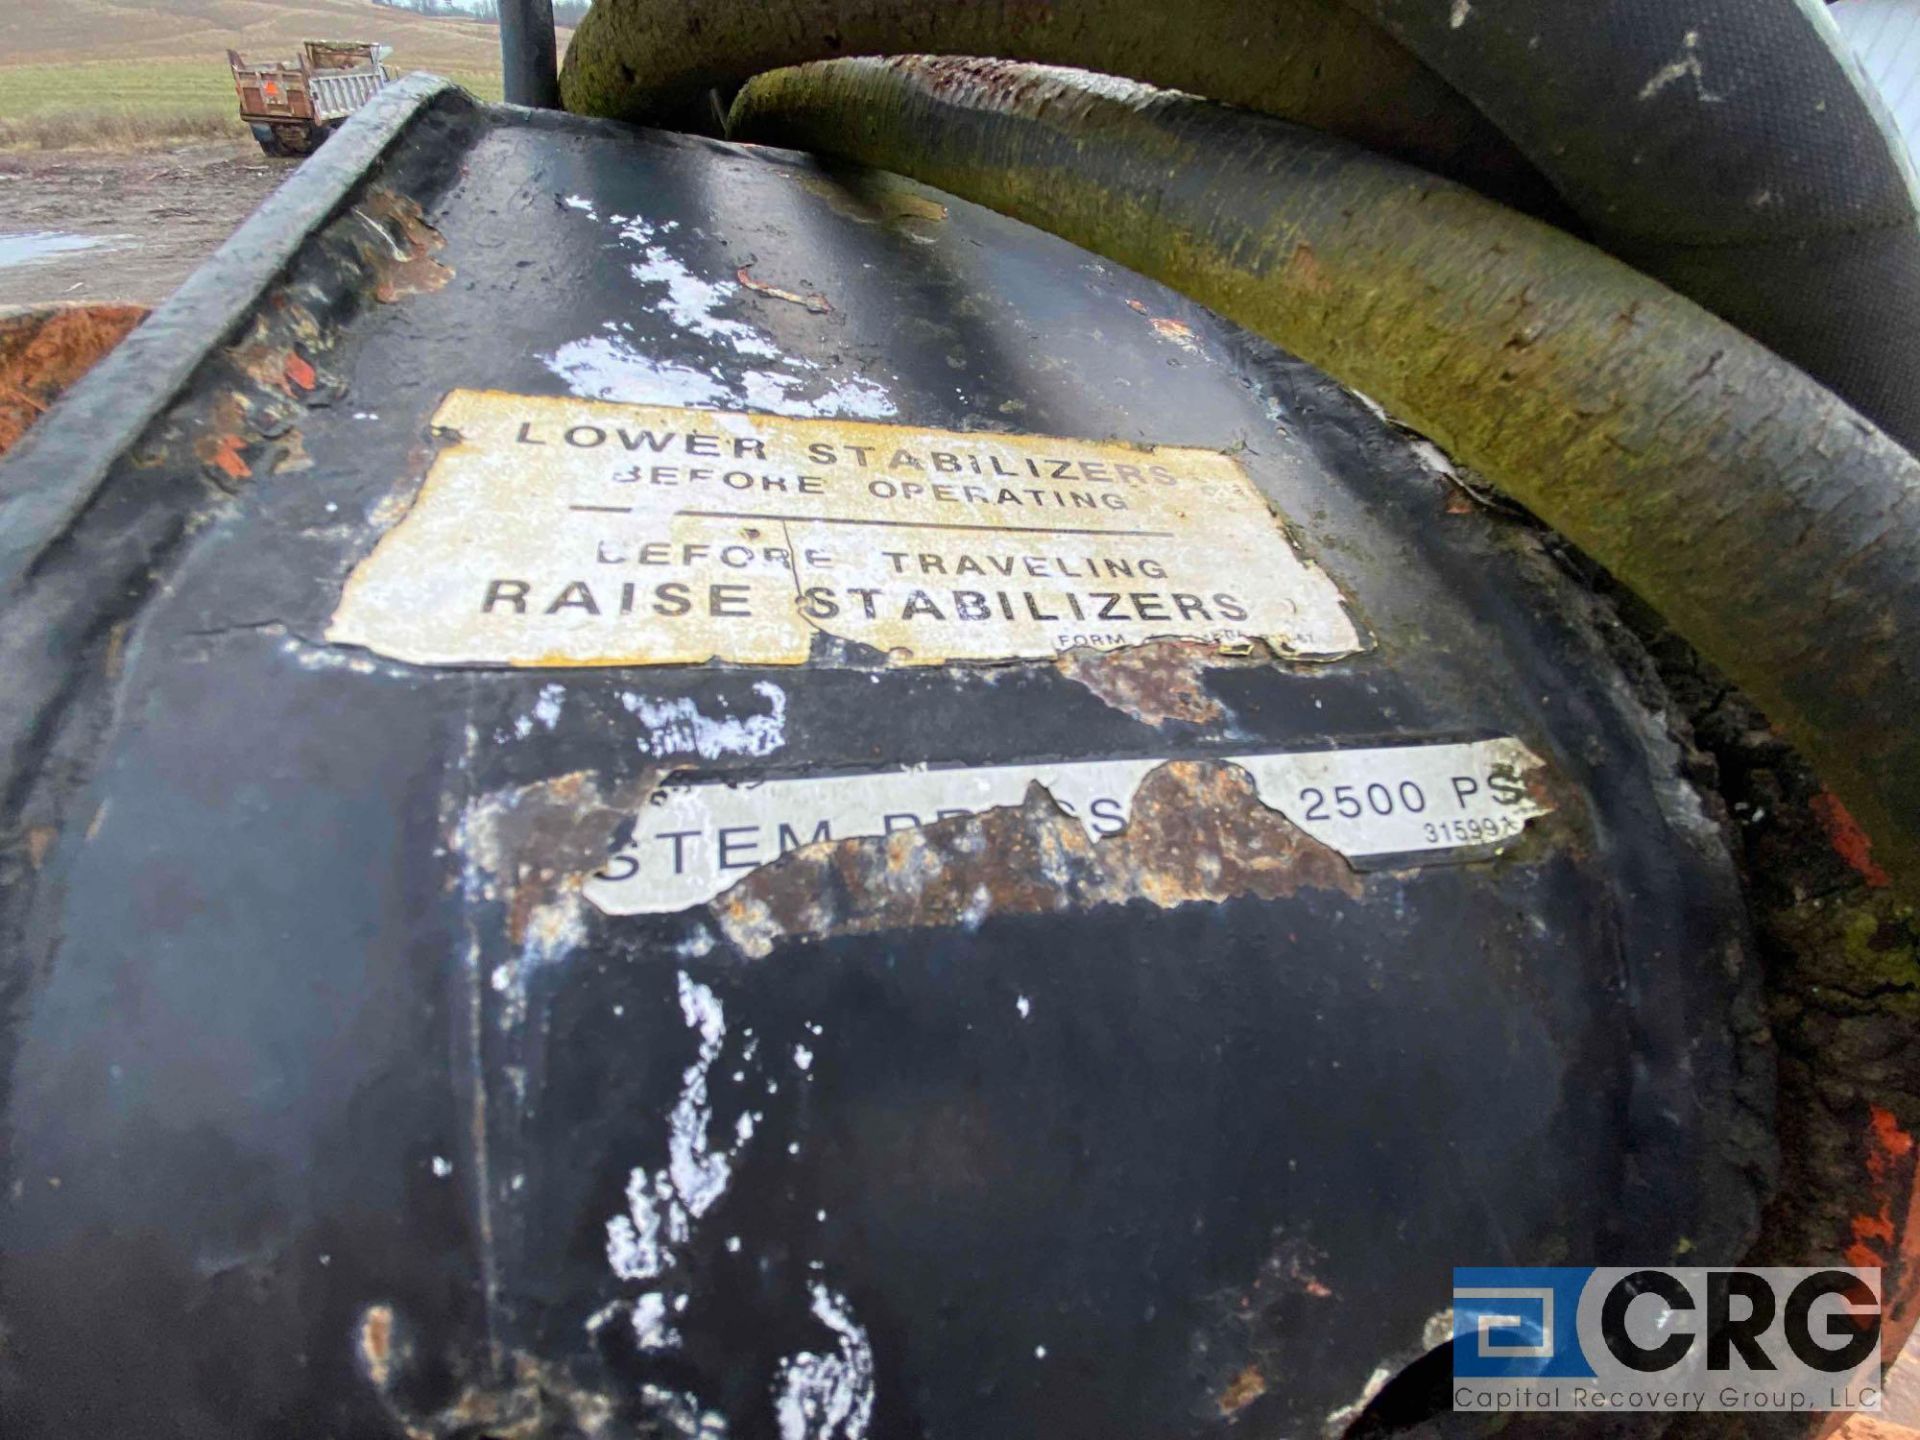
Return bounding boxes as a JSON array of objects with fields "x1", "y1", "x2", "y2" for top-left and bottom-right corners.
[{"x1": 498, "y1": 0, "x2": 560, "y2": 109}]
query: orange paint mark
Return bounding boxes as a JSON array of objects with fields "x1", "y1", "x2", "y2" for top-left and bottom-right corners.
[
  {"x1": 1846, "y1": 1241, "x2": 1883, "y2": 1271},
  {"x1": 1856, "y1": 1214, "x2": 1898, "y2": 1247},
  {"x1": 283, "y1": 353, "x2": 316, "y2": 391},
  {"x1": 1849, "y1": 1105, "x2": 1920, "y2": 1363},
  {"x1": 1872, "y1": 1106, "x2": 1915, "y2": 1164},
  {"x1": 1810, "y1": 790, "x2": 1891, "y2": 888},
  {"x1": 211, "y1": 435, "x2": 250, "y2": 480}
]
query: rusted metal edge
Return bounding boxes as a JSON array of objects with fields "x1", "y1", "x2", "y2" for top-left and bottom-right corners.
[{"x1": 0, "y1": 72, "x2": 462, "y2": 584}]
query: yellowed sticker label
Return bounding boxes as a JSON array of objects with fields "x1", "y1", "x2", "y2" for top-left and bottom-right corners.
[{"x1": 326, "y1": 390, "x2": 1361, "y2": 667}]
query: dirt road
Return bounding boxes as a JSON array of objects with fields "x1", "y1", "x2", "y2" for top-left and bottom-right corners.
[{"x1": 0, "y1": 140, "x2": 296, "y2": 309}]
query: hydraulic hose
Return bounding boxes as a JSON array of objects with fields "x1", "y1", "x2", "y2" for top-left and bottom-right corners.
[
  {"x1": 561, "y1": 0, "x2": 1564, "y2": 219},
  {"x1": 561, "y1": 0, "x2": 1920, "y2": 453},
  {"x1": 727, "y1": 56, "x2": 1920, "y2": 903}
]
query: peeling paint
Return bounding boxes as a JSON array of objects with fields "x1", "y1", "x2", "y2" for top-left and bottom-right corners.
[
  {"x1": 351, "y1": 190, "x2": 453, "y2": 303},
  {"x1": 1217, "y1": 1363, "x2": 1267, "y2": 1416},
  {"x1": 1055, "y1": 638, "x2": 1253, "y2": 726}
]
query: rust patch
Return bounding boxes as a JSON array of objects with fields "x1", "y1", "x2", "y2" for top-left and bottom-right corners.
[
  {"x1": 712, "y1": 761, "x2": 1362, "y2": 959},
  {"x1": 353, "y1": 190, "x2": 452, "y2": 304},
  {"x1": 25, "y1": 825, "x2": 56, "y2": 869},
  {"x1": 227, "y1": 307, "x2": 330, "y2": 401},
  {"x1": 1286, "y1": 241, "x2": 1332, "y2": 297},
  {"x1": 735, "y1": 263, "x2": 830, "y2": 313},
  {"x1": 456, "y1": 768, "x2": 660, "y2": 960},
  {"x1": 1124, "y1": 298, "x2": 1202, "y2": 354},
  {"x1": 358, "y1": 1304, "x2": 396, "y2": 1391},
  {"x1": 270, "y1": 426, "x2": 311, "y2": 475},
  {"x1": 356, "y1": 1304, "x2": 619, "y2": 1440},
  {"x1": 1217, "y1": 1364, "x2": 1268, "y2": 1417},
  {"x1": 0, "y1": 302, "x2": 147, "y2": 458},
  {"x1": 1055, "y1": 639, "x2": 1262, "y2": 726}
]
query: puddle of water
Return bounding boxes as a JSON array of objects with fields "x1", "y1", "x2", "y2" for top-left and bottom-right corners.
[{"x1": 0, "y1": 231, "x2": 133, "y2": 270}]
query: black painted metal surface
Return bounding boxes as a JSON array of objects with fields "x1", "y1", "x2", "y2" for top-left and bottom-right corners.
[{"x1": 0, "y1": 79, "x2": 1768, "y2": 1438}]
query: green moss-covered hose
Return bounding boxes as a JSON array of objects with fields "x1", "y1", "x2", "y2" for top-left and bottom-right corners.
[
  {"x1": 558, "y1": 0, "x2": 1561, "y2": 217},
  {"x1": 729, "y1": 57, "x2": 1920, "y2": 901}
]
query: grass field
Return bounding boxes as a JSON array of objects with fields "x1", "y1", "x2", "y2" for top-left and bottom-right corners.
[
  {"x1": 0, "y1": 59, "x2": 504, "y2": 148},
  {"x1": 0, "y1": 0, "x2": 553, "y2": 149}
]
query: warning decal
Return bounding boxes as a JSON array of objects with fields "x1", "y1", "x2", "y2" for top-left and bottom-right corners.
[
  {"x1": 584, "y1": 738, "x2": 1553, "y2": 915},
  {"x1": 326, "y1": 390, "x2": 1362, "y2": 667}
]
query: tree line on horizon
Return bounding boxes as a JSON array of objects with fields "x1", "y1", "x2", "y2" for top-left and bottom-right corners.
[{"x1": 370, "y1": 0, "x2": 593, "y2": 30}]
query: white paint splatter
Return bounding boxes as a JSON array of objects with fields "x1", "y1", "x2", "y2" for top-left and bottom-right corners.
[
  {"x1": 603, "y1": 971, "x2": 763, "y2": 1357},
  {"x1": 664, "y1": 972, "x2": 732, "y2": 1220},
  {"x1": 629, "y1": 247, "x2": 779, "y2": 358},
  {"x1": 1034, "y1": 1345, "x2": 1048, "y2": 1360},
  {"x1": 431, "y1": 1156, "x2": 452, "y2": 1178},
  {"x1": 1638, "y1": 30, "x2": 1721, "y2": 102},
  {"x1": 1449, "y1": 0, "x2": 1471, "y2": 27},
  {"x1": 632, "y1": 1291, "x2": 681, "y2": 1350},
  {"x1": 792, "y1": 1044, "x2": 813, "y2": 1072},
  {"x1": 533, "y1": 683, "x2": 565, "y2": 730},
  {"x1": 773, "y1": 1285, "x2": 876, "y2": 1440},
  {"x1": 545, "y1": 329, "x2": 734, "y2": 409},
  {"x1": 562, "y1": 194, "x2": 599, "y2": 219},
  {"x1": 542, "y1": 207, "x2": 896, "y2": 420},
  {"x1": 620, "y1": 681, "x2": 788, "y2": 759},
  {"x1": 1015, "y1": 995, "x2": 1031, "y2": 1020}
]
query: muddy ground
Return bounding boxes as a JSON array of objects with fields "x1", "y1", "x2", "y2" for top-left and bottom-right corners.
[{"x1": 0, "y1": 140, "x2": 296, "y2": 309}]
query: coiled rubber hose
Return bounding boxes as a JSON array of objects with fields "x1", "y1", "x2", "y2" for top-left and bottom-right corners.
[
  {"x1": 560, "y1": 0, "x2": 1920, "y2": 452},
  {"x1": 723, "y1": 58, "x2": 1920, "y2": 902},
  {"x1": 558, "y1": 0, "x2": 1562, "y2": 215}
]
